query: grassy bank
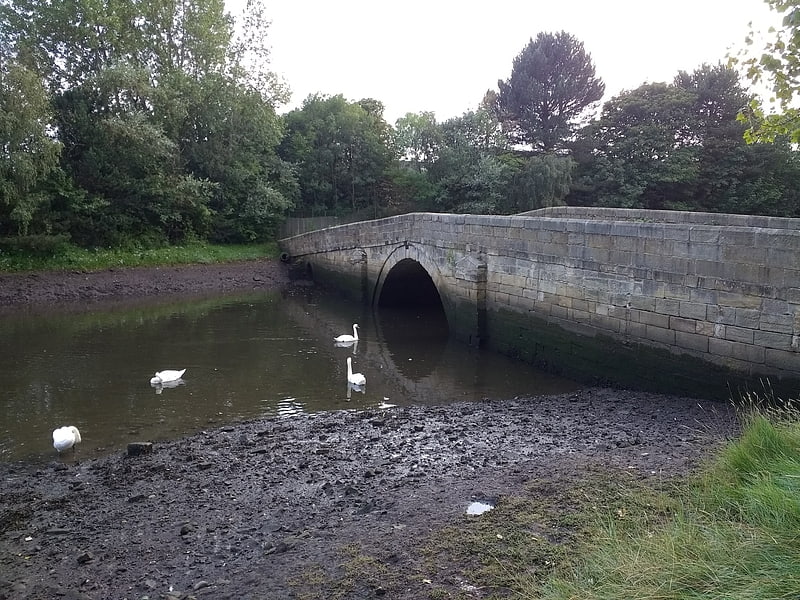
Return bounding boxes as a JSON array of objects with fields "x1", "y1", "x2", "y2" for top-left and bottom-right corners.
[
  {"x1": 414, "y1": 400, "x2": 799, "y2": 600},
  {"x1": 0, "y1": 242, "x2": 279, "y2": 273},
  {"x1": 535, "y1": 409, "x2": 800, "y2": 600}
]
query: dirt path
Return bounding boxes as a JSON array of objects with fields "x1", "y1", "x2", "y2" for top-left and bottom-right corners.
[{"x1": 0, "y1": 262, "x2": 740, "y2": 599}]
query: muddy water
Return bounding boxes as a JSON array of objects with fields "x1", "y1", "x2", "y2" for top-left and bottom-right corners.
[{"x1": 0, "y1": 288, "x2": 582, "y2": 462}]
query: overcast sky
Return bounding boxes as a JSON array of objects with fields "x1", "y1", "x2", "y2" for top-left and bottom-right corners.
[{"x1": 227, "y1": 0, "x2": 782, "y2": 123}]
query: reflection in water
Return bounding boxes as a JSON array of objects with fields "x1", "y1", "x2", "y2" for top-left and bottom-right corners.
[
  {"x1": 334, "y1": 339, "x2": 359, "y2": 354},
  {"x1": 346, "y1": 381, "x2": 366, "y2": 399},
  {"x1": 0, "y1": 288, "x2": 583, "y2": 463},
  {"x1": 151, "y1": 378, "x2": 185, "y2": 395},
  {"x1": 276, "y1": 397, "x2": 305, "y2": 417},
  {"x1": 377, "y1": 306, "x2": 449, "y2": 381}
]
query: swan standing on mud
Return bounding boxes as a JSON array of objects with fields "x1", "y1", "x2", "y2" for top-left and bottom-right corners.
[
  {"x1": 52, "y1": 425, "x2": 81, "y2": 453},
  {"x1": 150, "y1": 368, "x2": 186, "y2": 385},
  {"x1": 334, "y1": 324, "x2": 359, "y2": 344},
  {"x1": 346, "y1": 357, "x2": 366, "y2": 386}
]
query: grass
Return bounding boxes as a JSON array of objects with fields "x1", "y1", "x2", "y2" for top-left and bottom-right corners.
[
  {"x1": 531, "y1": 396, "x2": 800, "y2": 600},
  {"x1": 419, "y1": 470, "x2": 678, "y2": 600},
  {"x1": 0, "y1": 241, "x2": 279, "y2": 273}
]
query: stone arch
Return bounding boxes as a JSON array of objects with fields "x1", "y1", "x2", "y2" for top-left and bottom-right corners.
[{"x1": 372, "y1": 243, "x2": 453, "y2": 320}]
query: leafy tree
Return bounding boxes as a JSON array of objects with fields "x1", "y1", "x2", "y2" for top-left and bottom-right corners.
[
  {"x1": 570, "y1": 82, "x2": 699, "y2": 209},
  {"x1": 173, "y1": 71, "x2": 296, "y2": 242},
  {"x1": 279, "y1": 94, "x2": 394, "y2": 216},
  {"x1": 569, "y1": 63, "x2": 800, "y2": 216},
  {"x1": 0, "y1": 0, "x2": 293, "y2": 247},
  {"x1": 427, "y1": 110, "x2": 511, "y2": 214},
  {"x1": 394, "y1": 112, "x2": 441, "y2": 169},
  {"x1": 730, "y1": 0, "x2": 800, "y2": 142},
  {"x1": 0, "y1": 58, "x2": 62, "y2": 235},
  {"x1": 1, "y1": 0, "x2": 234, "y2": 91},
  {"x1": 495, "y1": 31, "x2": 604, "y2": 152},
  {"x1": 55, "y1": 65, "x2": 215, "y2": 245},
  {"x1": 503, "y1": 154, "x2": 574, "y2": 212}
]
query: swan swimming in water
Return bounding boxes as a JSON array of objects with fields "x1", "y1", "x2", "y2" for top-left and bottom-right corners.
[
  {"x1": 346, "y1": 356, "x2": 366, "y2": 387},
  {"x1": 52, "y1": 425, "x2": 81, "y2": 453},
  {"x1": 334, "y1": 324, "x2": 359, "y2": 344},
  {"x1": 150, "y1": 368, "x2": 186, "y2": 385}
]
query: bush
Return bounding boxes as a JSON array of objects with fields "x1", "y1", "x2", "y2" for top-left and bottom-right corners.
[{"x1": 0, "y1": 234, "x2": 71, "y2": 257}]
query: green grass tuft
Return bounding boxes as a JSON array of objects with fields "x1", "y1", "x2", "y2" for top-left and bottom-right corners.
[{"x1": 533, "y1": 398, "x2": 800, "y2": 600}]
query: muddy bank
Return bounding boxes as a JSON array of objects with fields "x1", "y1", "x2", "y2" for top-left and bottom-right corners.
[
  {"x1": 0, "y1": 261, "x2": 741, "y2": 599},
  {"x1": 0, "y1": 260, "x2": 293, "y2": 312},
  {"x1": 0, "y1": 388, "x2": 738, "y2": 600}
]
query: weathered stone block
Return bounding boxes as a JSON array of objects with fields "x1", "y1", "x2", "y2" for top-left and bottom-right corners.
[
  {"x1": 679, "y1": 301, "x2": 708, "y2": 320},
  {"x1": 724, "y1": 325, "x2": 755, "y2": 344},
  {"x1": 754, "y1": 330, "x2": 793, "y2": 351},
  {"x1": 675, "y1": 331, "x2": 709, "y2": 353},
  {"x1": 670, "y1": 316, "x2": 698, "y2": 333}
]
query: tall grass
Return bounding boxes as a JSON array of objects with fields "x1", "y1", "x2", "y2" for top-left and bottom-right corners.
[
  {"x1": 0, "y1": 242, "x2": 279, "y2": 273},
  {"x1": 534, "y1": 398, "x2": 800, "y2": 600}
]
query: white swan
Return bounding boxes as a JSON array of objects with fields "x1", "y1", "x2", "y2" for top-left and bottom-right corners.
[
  {"x1": 334, "y1": 324, "x2": 359, "y2": 344},
  {"x1": 150, "y1": 368, "x2": 186, "y2": 385},
  {"x1": 346, "y1": 357, "x2": 366, "y2": 386},
  {"x1": 52, "y1": 425, "x2": 81, "y2": 453}
]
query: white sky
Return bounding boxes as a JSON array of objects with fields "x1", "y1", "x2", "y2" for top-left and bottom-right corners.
[{"x1": 227, "y1": 0, "x2": 783, "y2": 124}]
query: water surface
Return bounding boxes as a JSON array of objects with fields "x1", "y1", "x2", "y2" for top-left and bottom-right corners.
[{"x1": 0, "y1": 288, "x2": 582, "y2": 462}]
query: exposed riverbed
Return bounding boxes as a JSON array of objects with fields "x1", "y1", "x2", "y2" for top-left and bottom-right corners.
[{"x1": 0, "y1": 261, "x2": 740, "y2": 599}]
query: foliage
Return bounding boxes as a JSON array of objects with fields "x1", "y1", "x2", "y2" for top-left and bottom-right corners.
[
  {"x1": 0, "y1": 58, "x2": 62, "y2": 235},
  {"x1": 503, "y1": 154, "x2": 574, "y2": 212},
  {"x1": 730, "y1": 0, "x2": 800, "y2": 143},
  {"x1": 279, "y1": 94, "x2": 394, "y2": 216},
  {"x1": 495, "y1": 31, "x2": 604, "y2": 152},
  {"x1": 393, "y1": 111, "x2": 441, "y2": 169},
  {"x1": 171, "y1": 71, "x2": 296, "y2": 242},
  {"x1": 427, "y1": 109, "x2": 511, "y2": 214},
  {"x1": 569, "y1": 63, "x2": 800, "y2": 216},
  {"x1": 0, "y1": 240, "x2": 277, "y2": 272},
  {"x1": 0, "y1": 0, "x2": 293, "y2": 250}
]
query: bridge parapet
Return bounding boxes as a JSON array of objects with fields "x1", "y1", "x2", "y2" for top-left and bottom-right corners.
[{"x1": 279, "y1": 208, "x2": 800, "y2": 385}]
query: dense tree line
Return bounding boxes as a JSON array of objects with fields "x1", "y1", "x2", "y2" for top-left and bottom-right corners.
[{"x1": 1, "y1": 0, "x2": 799, "y2": 255}]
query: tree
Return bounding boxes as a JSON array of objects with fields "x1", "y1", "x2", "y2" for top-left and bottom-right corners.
[
  {"x1": 175, "y1": 71, "x2": 296, "y2": 242},
  {"x1": 503, "y1": 154, "x2": 574, "y2": 212},
  {"x1": 569, "y1": 63, "x2": 800, "y2": 216},
  {"x1": 394, "y1": 112, "x2": 441, "y2": 169},
  {"x1": 0, "y1": 0, "x2": 234, "y2": 91},
  {"x1": 427, "y1": 109, "x2": 511, "y2": 214},
  {"x1": 279, "y1": 94, "x2": 394, "y2": 216},
  {"x1": 570, "y1": 82, "x2": 699, "y2": 209},
  {"x1": 0, "y1": 58, "x2": 62, "y2": 235},
  {"x1": 495, "y1": 31, "x2": 604, "y2": 152},
  {"x1": 729, "y1": 0, "x2": 800, "y2": 142},
  {"x1": 55, "y1": 64, "x2": 215, "y2": 245},
  {"x1": 0, "y1": 0, "x2": 292, "y2": 246}
]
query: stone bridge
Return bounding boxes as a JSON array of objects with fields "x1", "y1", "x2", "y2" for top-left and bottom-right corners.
[{"x1": 279, "y1": 207, "x2": 800, "y2": 394}]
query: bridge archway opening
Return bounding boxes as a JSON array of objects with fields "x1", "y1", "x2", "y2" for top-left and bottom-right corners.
[
  {"x1": 378, "y1": 258, "x2": 445, "y2": 310},
  {"x1": 376, "y1": 258, "x2": 449, "y2": 380}
]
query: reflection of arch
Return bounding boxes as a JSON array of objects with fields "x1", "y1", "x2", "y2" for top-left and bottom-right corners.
[
  {"x1": 372, "y1": 243, "x2": 452, "y2": 318},
  {"x1": 372, "y1": 243, "x2": 451, "y2": 381}
]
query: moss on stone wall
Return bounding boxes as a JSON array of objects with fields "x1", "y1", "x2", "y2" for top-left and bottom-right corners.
[{"x1": 485, "y1": 307, "x2": 766, "y2": 401}]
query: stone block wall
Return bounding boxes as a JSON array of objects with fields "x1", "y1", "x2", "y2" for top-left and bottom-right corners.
[{"x1": 280, "y1": 209, "x2": 800, "y2": 381}]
